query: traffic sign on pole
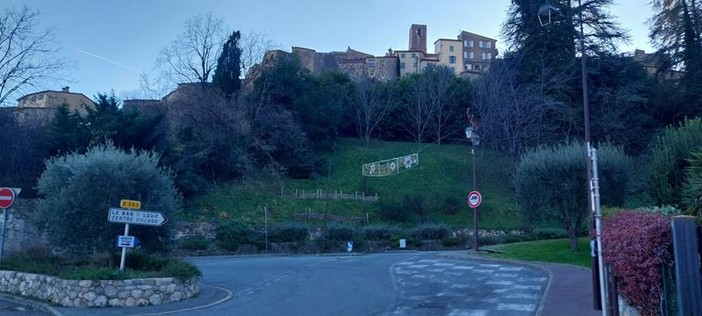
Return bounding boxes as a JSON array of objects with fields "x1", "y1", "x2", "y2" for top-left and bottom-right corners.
[
  {"x1": 467, "y1": 191, "x2": 482, "y2": 209},
  {"x1": 120, "y1": 199, "x2": 141, "y2": 210},
  {"x1": 108, "y1": 208, "x2": 167, "y2": 226},
  {"x1": 0, "y1": 188, "x2": 16, "y2": 209}
]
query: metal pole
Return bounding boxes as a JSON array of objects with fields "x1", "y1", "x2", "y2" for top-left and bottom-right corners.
[
  {"x1": 264, "y1": 207, "x2": 269, "y2": 254},
  {"x1": 0, "y1": 208, "x2": 6, "y2": 260},
  {"x1": 577, "y1": 0, "x2": 607, "y2": 313},
  {"x1": 472, "y1": 146, "x2": 479, "y2": 252},
  {"x1": 119, "y1": 223, "x2": 130, "y2": 271}
]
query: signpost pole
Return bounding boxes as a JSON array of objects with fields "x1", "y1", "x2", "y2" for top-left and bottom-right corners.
[
  {"x1": 0, "y1": 207, "x2": 7, "y2": 260},
  {"x1": 119, "y1": 223, "x2": 130, "y2": 271}
]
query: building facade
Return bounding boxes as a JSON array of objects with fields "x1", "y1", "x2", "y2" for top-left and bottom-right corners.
[
  {"x1": 458, "y1": 31, "x2": 498, "y2": 73},
  {"x1": 17, "y1": 87, "x2": 95, "y2": 116}
]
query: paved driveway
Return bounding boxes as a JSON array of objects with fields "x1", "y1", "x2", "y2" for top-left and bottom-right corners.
[{"x1": 47, "y1": 251, "x2": 548, "y2": 316}]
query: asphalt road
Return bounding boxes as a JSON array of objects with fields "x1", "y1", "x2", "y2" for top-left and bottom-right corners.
[{"x1": 47, "y1": 251, "x2": 548, "y2": 316}]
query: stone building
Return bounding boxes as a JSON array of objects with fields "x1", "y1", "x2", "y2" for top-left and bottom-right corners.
[
  {"x1": 1, "y1": 87, "x2": 96, "y2": 127},
  {"x1": 458, "y1": 31, "x2": 498, "y2": 73},
  {"x1": 17, "y1": 87, "x2": 95, "y2": 116},
  {"x1": 248, "y1": 23, "x2": 497, "y2": 82}
]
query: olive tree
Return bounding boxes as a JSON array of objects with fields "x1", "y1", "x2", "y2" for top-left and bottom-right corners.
[
  {"x1": 36, "y1": 144, "x2": 180, "y2": 256},
  {"x1": 515, "y1": 142, "x2": 631, "y2": 251}
]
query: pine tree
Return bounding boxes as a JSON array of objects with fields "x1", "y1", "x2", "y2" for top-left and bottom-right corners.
[{"x1": 213, "y1": 30, "x2": 242, "y2": 97}]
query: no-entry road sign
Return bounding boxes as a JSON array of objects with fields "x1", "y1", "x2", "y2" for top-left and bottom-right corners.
[
  {"x1": 0, "y1": 188, "x2": 16, "y2": 209},
  {"x1": 108, "y1": 208, "x2": 167, "y2": 226},
  {"x1": 467, "y1": 191, "x2": 482, "y2": 209}
]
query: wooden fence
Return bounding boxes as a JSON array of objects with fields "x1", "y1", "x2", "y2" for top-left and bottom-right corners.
[{"x1": 287, "y1": 188, "x2": 378, "y2": 202}]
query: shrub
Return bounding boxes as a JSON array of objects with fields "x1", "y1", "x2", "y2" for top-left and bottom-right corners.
[
  {"x1": 216, "y1": 222, "x2": 254, "y2": 251},
  {"x1": 602, "y1": 211, "x2": 672, "y2": 316},
  {"x1": 649, "y1": 118, "x2": 702, "y2": 206},
  {"x1": 36, "y1": 144, "x2": 180, "y2": 256},
  {"x1": 363, "y1": 225, "x2": 401, "y2": 241},
  {"x1": 633, "y1": 205, "x2": 681, "y2": 218},
  {"x1": 59, "y1": 267, "x2": 130, "y2": 280},
  {"x1": 378, "y1": 199, "x2": 410, "y2": 222},
  {"x1": 515, "y1": 141, "x2": 631, "y2": 252},
  {"x1": 681, "y1": 150, "x2": 702, "y2": 219},
  {"x1": 179, "y1": 235, "x2": 211, "y2": 250},
  {"x1": 402, "y1": 195, "x2": 426, "y2": 216},
  {"x1": 442, "y1": 236, "x2": 467, "y2": 247},
  {"x1": 326, "y1": 224, "x2": 356, "y2": 241},
  {"x1": 413, "y1": 224, "x2": 450, "y2": 240},
  {"x1": 269, "y1": 223, "x2": 309, "y2": 243},
  {"x1": 442, "y1": 196, "x2": 461, "y2": 215},
  {"x1": 159, "y1": 260, "x2": 202, "y2": 281}
]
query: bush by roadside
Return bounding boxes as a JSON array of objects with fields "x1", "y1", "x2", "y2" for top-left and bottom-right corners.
[
  {"x1": 602, "y1": 210, "x2": 672, "y2": 316},
  {"x1": 0, "y1": 248, "x2": 201, "y2": 281}
]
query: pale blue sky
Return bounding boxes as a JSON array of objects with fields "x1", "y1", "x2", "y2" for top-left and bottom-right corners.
[{"x1": 5, "y1": 0, "x2": 654, "y2": 101}]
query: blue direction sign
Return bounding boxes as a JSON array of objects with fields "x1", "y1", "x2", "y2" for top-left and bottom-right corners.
[
  {"x1": 108, "y1": 208, "x2": 167, "y2": 226},
  {"x1": 116, "y1": 235, "x2": 140, "y2": 248}
]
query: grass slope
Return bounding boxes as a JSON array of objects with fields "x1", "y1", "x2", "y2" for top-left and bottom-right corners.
[
  {"x1": 487, "y1": 238, "x2": 592, "y2": 268},
  {"x1": 185, "y1": 138, "x2": 522, "y2": 229}
]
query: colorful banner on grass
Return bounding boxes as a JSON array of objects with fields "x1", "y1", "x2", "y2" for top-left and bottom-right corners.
[{"x1": 362, "y1": 153, "x2": 419, "y2": 177}]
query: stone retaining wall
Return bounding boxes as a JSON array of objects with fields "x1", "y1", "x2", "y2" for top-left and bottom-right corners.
[{"x1": 0, "y1": 271, "x2": 199, "y2": 307}]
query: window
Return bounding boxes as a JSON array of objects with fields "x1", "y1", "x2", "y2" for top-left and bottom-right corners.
[
  {"x1": 400, "y1": 62, "x2": 405, "y2": 69},
  {"x1": 449, "y1": 56, "x2": 456, "y2": 64},
  {"x1": 449, "y1": 45, "x2": 454, "y2": 52},
  {"x1": 450, "y1": 67, "x2": 455, "y2": 73},
  {"x1": 465, "y1": 64, "x2": 472, "y2": 70},
  {"x1": 481, "y1": 53, "x2": 487, "y2": 60},
  {"x1": 480, "y1": 41, "x2": 492, "y2": 49},
  {"x1": 463, "y1": 52, "x2": 467, "y2": 59},
  {"x1": 464, "y1": 40, "x2": 473, "y2": 47},
  {"x1": 475, "y1": 64, "x2": 481, "y2": 70},
  {"x1": 400, "y1": 53, "x2": 406, "y2": 58},
  {"x1": 411, "y1": 53, "x2": 416, "y2": 58},
  {"x1": 486, "y1": 53, "x2": 492, "y2": 60},
  {"x1": 469, "y1": 52, "x2": 474, "y2": 59}
]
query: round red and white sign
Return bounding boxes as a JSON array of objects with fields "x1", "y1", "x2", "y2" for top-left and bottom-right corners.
[
  {"x1": 0, "y1": 187, "x2": 15, "y2": 209},
  {"x1": 467, "y1": 191, "x2": 482, "y2": 209}
]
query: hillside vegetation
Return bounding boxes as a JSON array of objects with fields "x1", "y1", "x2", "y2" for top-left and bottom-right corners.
[{"x1": 184, "y1": 138, "x2": 523, "y2": 229}]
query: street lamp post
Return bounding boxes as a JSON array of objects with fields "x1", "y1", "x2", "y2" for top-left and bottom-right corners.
[
  {"x1": 465, "y1": 126, "x2": 480, "y2": 252},
  {"x1": 539, "y1": 1, "x2": 607, "y2": 314}
]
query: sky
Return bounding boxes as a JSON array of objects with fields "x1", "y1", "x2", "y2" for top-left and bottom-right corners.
[{"x1": 4, "y1": 0, "x2": 655, "y2": 102}]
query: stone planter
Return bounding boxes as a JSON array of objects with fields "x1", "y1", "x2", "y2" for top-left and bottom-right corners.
[{"x1": 0, "y1": 270, "x2": 199, "y2": 307}]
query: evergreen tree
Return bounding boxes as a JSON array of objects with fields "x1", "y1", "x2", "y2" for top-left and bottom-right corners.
[
  {"x1": 213, "y1": 30, "x2": 242, "y2": 97},
  {"x1": 649, "y1": 0, "x2": 702, "y2": 115}
]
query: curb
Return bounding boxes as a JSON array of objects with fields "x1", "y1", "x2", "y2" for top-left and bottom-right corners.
[{"x1": 0, "y1": 292, "x2": 63, "y2": 316}]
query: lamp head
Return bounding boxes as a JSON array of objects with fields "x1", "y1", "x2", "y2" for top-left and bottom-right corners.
[{"x1": 538, "y1": 4, "x2": 559, "y2": 27}]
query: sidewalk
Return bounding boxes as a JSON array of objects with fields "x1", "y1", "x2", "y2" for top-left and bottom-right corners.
[
  {"x1": 439, "y1": 250, "x2": 601, "y2": 316},
  {"x1": 535, "y1": 262, "x2": 601, "y2": 316}
]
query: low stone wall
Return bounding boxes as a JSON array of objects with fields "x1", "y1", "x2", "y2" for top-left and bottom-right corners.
[{"x1": 0, "y1": 271, "x2": 199, "y2": 307}]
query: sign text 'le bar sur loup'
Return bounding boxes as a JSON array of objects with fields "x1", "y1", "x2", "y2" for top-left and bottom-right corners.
[{"x1": 108, "y1": 208, "x2": 167, "y2": 227}]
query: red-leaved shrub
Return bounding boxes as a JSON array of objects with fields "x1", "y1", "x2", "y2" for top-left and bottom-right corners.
[{"x1": 602, "y1": 210, "x2": 673, "y2": 316}]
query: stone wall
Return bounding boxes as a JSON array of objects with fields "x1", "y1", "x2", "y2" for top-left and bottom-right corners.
[
  {"x1": 1, "y1": 199, "x2": 47, "y2": 255},
  {"x1": 0, "y1": 271, "x2": 199, "y2": 307}
]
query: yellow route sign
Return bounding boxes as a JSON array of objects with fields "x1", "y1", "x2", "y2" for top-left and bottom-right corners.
[{"x1": 120, "y1": 199, "x2": 141, "y2": 209}]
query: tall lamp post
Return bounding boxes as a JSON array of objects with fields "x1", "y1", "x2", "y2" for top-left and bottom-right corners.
[
  {"x1": 539, "y1": 1, "x2": 607, "y2": 314},
  {"x1": 465, "y1": 126, "x2": 480, "y2": 252}
]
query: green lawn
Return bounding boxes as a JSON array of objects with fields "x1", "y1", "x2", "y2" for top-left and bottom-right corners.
[
  {"x1": 486, "y1": 238, "x2": 593, "y2": 268},
  {"x1": 183, "y1": 138, "x2": 523, "y2": 229}
]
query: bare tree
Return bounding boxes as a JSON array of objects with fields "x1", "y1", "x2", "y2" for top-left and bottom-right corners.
[
  {"x1": 354, "y1": 78, "x2": 395, "y2": 148},
  {"x1": 472, "y1": 57, "x2": 562, "y2": 160},
  {"x1": 426, "y1": 66, "x2": 458, "y2": 144},
  {"x1": 240, "y1": 30, "x2": 277, "y2": 87},
  {"x1": 157, "y1": 12, "x2": 226, "y2": 87},
  {"x1": 403, "y1": 74, "x2": 435, "y2": 147},
  {"x1": 0, "y1": 6, "x2": 65, "y2": 106}
]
